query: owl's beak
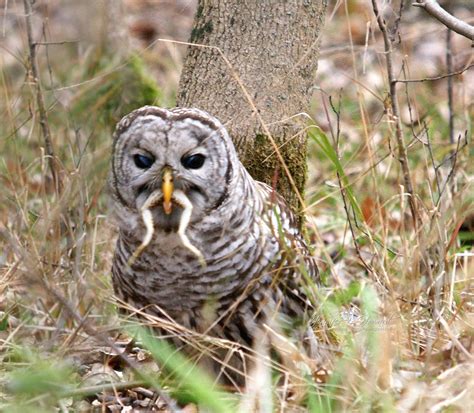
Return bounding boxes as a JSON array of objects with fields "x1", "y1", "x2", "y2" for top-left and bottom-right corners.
[{"x1": 162, "y1": 167, "x2": 174, "y2": 215}]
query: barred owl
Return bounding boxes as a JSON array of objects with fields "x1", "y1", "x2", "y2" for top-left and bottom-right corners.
[{"x1": 109, "y1": 106, "x2": 318, "y2": 382}]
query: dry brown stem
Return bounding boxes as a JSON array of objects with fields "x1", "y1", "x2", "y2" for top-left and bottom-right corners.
[
  {"x1": 446, "y1": 30, "x2": 455, "y2": 146},
  {"x1": 394, "y1": 63, "x2": 474, "y2": 83},
  {"x1": 371, "y1": 0, "x2": 419, "y2": 229},
  {"x1": 23, "y1": 0, "x2": 62, "y2": 195}
]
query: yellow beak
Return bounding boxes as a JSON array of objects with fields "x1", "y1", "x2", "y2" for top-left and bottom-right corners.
[{"x1": 162, "y1": 167, "x2": 174, "y2": 215}]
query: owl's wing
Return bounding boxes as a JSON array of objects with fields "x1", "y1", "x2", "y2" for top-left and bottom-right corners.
[
  {"x1": 256, "y1": 181, "x2": 319, "y2": 317},
  {"x1": 256, "y1": 181, "x2": 318, "y2": 276}
]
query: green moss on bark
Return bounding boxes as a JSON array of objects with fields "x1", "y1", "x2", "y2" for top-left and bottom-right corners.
[
  {"x1": 242, "y1": 132, "x2": 308, "y2": 227},
  {"x1": 190, "y1": 20, "x2": 213, "y2": 43}
]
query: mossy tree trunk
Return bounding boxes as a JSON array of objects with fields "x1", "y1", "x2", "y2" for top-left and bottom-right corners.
[{"x1": 177, "y1": 0, "x2": 327, "y2": 219}]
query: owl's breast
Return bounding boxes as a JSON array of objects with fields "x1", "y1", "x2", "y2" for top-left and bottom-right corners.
[{"x1": 112, "y1": 219, "x2": 278, "y2": 317}]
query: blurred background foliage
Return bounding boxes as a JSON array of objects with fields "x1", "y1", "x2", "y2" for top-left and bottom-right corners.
[{"x1": 0, "y1": 0, "x2": 472, "y2": 411}]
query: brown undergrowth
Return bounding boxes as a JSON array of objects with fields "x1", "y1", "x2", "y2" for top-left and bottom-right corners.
[{"x1": 0, "y1": 0, "x2": 472, "y2": 411}]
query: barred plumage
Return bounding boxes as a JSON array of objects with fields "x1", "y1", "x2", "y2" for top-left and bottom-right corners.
[{"x1": 109, "y1": 106, "x2": 318, "y2": 382}]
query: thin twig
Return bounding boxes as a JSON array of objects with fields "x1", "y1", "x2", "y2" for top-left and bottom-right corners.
[
  {"x1": 413, "y1": 0, "x2": 474, "y2": 41},
  {"x1": 23, "y1": 0, "x2": 62, "y2": 194},
  {"x1": 392, "y1": 0, "x2": 405, "y2": 44},
  {"x1": 326, "y1": 95, "x2": 375, "y2": 275},
  {"x1": 34, "y1": 40, "x2": 79, "y2": 46},
  {"x1": 446, "y1": 29, "x2": 455, "y2": 146},
  {"x1": 64, "y1": 380, "x2": 147, "y2": 398},
  {"x1": 372, "y1": 0, "x2": 419, "y2": 229},
  {"x1": 437, "y1": 132, "x2": 467, "y2": 206},
  {"x1": 394, "y1": 63, "x2": 474, "y2": 83},
  {"x1": 424, "y1": 124, "x2": 442, "y2": 199}
]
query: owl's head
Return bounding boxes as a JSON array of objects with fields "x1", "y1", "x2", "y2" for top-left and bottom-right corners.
[{"x1": 110, "y1": 106, "x2": 239, "y2": 230}]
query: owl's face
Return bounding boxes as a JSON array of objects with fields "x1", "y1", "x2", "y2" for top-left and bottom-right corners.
[{"x1": 111, "y1": 106, "x2": 238, "y2": 230}]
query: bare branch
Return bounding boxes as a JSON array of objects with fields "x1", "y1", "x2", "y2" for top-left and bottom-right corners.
[
  {"x1": 413, "y1": 0, "x2": 474, "y2": 41},
  {"x1": 23, "y1": 0, "x2": 62, "y2": 194},
  {"x1": 395, "y1": 63, "x2": 474, "y2": 83},
  {"x1": 372, "y1": 0, "x2": 419, "y2": 229},
  {"x1": 34, "y1": 40, "x2": 79, "y2": 46},
  {"x1": 446, "y1": 29, "x2": 455, "y2": 146}
]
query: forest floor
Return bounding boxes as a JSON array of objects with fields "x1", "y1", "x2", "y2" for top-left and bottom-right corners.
[{"x1": 0, "y1": 0, "x2": 473, "y2": 412}]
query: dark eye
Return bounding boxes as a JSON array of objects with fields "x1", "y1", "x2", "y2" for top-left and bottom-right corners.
[
  {"x1": 181, "y1": 154, "x2": 206, "y2": 169},
  {"x1": 133, "y1": 154, "x2": 154, "y2": 169}
]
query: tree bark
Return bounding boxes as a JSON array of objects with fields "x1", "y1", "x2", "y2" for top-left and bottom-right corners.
[{"x1": 177, "y1": 0, "x2": 327, "y2": 217}]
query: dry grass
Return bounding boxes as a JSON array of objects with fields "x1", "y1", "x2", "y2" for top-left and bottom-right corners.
[{"x1": 0, "y1": 0, "x2": 473, "y2": 411}]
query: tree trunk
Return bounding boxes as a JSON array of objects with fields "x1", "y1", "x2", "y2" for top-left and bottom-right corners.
[{"x1": 177, "y1": 0, "x2": 327, "y2": 218}]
